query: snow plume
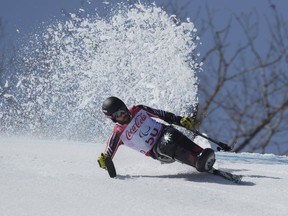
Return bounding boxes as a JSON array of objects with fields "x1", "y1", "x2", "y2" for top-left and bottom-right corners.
[{"x1": 12, "y1": 3, "x2": 201, "y2": 141}]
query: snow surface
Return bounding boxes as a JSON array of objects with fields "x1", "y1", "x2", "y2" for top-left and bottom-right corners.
[{"x1": 1, "y1": 136, "x2": 288, "y2": 216}]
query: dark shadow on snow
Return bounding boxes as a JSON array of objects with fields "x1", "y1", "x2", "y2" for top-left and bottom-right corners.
[
  {"x1": 116, "y1": 171, "x2": 256, "y2": 186},
  {"x1": 219, "y1": 168, "x2": 281, "y2": 181},
  {"x1": 243, "y1": 175, "x2": 280, "y2": 180}
]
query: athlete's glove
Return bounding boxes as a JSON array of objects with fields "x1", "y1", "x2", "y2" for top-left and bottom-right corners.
[
  {"x1": 180, "y1": 116, "x2": 195, "y2": 131},
  {"x1": 98, "y1": 153, "x2": 108, "y2": 170}
]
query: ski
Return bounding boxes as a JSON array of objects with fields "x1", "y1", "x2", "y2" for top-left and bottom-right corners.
[{"x1": 209, "y1": 168, "x2": 242, "y2": 183}]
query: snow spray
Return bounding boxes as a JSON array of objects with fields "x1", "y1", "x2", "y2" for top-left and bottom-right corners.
[{"x1": 13, "y1": 2, "x2": 201, "y2": 141}]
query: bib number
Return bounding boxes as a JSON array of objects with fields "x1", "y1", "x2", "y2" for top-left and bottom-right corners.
[{"x1": 145, "y1": 128, "x2": 159, "y2": 145}]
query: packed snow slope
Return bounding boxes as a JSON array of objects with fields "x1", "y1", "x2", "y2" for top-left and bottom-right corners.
[{"x1": 1, "y1": 136, "x2": 288, "y2": 216}]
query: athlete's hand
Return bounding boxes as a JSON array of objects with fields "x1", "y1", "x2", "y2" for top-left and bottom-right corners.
[
  {"x1": 98, "y1": 153, "x2": 107, "y2": 169},
  {"x1": 180, "y1": 116, "x2": 195, "y2": 131}
]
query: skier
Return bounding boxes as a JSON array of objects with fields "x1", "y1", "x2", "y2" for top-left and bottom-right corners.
[{"x1": 98, "y1": 96, "x2": 216, "y2": 176}]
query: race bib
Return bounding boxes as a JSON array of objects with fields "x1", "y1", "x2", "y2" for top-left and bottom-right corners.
[{"x1": 120, "y1": 110, "x2": 163, "y2": 154}]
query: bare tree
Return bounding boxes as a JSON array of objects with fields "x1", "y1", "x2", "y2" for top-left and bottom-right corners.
[
  {"x1": 161, "y1": 1, "x2": 288, "y2": 154},
  {"x1": 198, "y1": 3, "x2": 288, "y2": 154}
]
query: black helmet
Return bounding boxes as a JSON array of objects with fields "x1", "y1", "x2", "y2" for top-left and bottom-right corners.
[{"x1": 102, "y1": 96, "x2": 129, "y2": 119}]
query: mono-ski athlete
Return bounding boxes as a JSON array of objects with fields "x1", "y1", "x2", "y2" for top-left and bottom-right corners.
[{"x1": 98, "y1": 96, "x2": 216, "y2": 177}]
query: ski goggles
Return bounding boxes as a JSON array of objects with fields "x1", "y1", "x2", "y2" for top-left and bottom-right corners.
[{"x1": 112, "y1": 109, "x2": 127, "y2": 119}]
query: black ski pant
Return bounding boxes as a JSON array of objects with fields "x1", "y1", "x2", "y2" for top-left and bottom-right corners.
[{"x1": 153, "y1": 126, "x2": 203, "y2": 167}]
